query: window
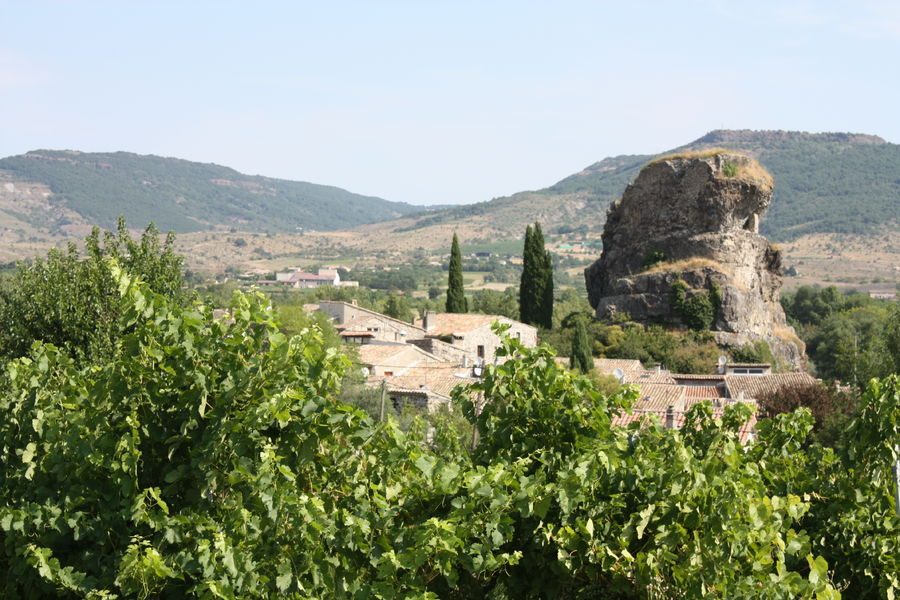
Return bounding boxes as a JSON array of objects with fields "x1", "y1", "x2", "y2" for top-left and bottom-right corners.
[
  {"x1": 477, "y1": 345, "x2": 485, "y2": 359},
  {"x1": 384, "y1": 371, "x2": 393, "y2": 377}
]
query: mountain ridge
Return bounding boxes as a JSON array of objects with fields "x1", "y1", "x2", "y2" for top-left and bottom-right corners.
[
  {"x1": 395, "y1": 128, "x2": 899, "y2": 243},
  {"x1": 0, "y1": 149, "x2": 425, "y2": 234}
]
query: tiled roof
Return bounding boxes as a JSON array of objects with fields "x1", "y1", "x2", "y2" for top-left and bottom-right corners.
[
  {"x1": 288, "y1": 271, "x2": 333, "y2": 282},
  {"x1": 634, "y1": 384, "x2": 685, "y2": 411},
  {"x1": 356, "y1": 343, "x2": 418, "y2": 366},
  {"x1": 370, "y1": 367, "x2": 476, "y2": 399},
  {"x1": 724, "y1": 372, "x2": 818, "y2": 401},
  {"x1": 672, "y1": 374, "x2": 726, "y2": 381},
  {"x1": 625, "y1": 369, "x2": 677, "y2": 385},
  {"x1": 683, "y1": 385, "x2": 727, "y2": 399},
  {"x1": 425, "y1": 313, "x2": 506, "y2": 336},
  {"x1": 594, "y1": 358, "x2": 645, "y2": 374},
  {"x1": 612, "y1": 397, "x2": 758, "y2": 443}
]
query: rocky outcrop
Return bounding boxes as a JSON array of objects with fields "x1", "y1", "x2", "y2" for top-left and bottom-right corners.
[{"x1": 584, "y1": 151, "x2": 805, "y2": 368}]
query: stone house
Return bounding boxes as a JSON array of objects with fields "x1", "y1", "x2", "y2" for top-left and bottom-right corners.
[
  {"x1": 318, "y1": 301, "x2": 427, "y2": 344},
  {"x1": 356, "y1": 342, "x2": 444, "y2": 378},
  {"x1": 416, "y1": 312, "x2": 538, "y2": 365},
  {"x1": 373, "y1": 367, "x2": 478, "y2": 412}
]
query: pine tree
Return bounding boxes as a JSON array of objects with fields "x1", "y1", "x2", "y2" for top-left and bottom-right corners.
[
  {"x1": 570, "y1": 317, "x2": 593, "y2": 373},
  {"x1": 446, "y1": 233, "x2": 467, "y2": 313}
]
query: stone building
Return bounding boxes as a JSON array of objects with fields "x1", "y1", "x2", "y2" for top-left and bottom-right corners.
[
  {"x1": 318, "y1": 301, "x2": 426, "y2": 344},
  {"x1": 417, "y1": 311, "x2": 538, "y2": 365}
]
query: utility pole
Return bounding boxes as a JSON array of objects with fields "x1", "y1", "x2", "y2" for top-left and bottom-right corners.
[
  {"x1": 894, "y1": 444, "x2": 900, "y2": 516},
  {"x1": 379, "y1": 379, "x2": 387, "y2": 423},
  {"x1": 470, "y1": 392, "x2": 481, "y2": 451}
]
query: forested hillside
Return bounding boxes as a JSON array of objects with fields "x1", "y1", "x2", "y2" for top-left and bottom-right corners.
[
  {"x1": 0, "y1": 150, "x2": 424, "y2": 233},
  {"x1": 398, "y1": 130, "x2": 900, "y2": 241}
]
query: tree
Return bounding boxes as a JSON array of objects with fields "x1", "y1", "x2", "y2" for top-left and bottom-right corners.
[
  {"x1": 756, "y1": 381, "x2": 858, "y2": 447},
  {"x1": 570, "y1": 316, "x2": 593, "y2": 373},
  {"x1": 471, "y1": 288, "x2": 518, "y2": 319},
  {"x1": 519, "y1": 222, "x2": 553, "y2": 328},
  {"x1": 384, "y1": 293, "x2": 412, "y2": 322},
  {"x1": 0, "y1": 217, "x2": 185, "y2": 365},
  {"x1": 519, "y1": 225, "x2": 535, "y2": 324},
  {"x1": 445, "y1": 233, "x2": 467, "y2": 313}
]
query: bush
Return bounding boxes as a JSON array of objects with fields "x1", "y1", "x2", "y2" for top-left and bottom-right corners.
[{"x1": 671, "y1": 279, "x2": 716, "y2": 331}]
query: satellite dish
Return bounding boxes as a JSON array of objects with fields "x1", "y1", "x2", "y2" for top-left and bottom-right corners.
[
  {"x1": 361, "y1": 367, "x2": 370, "y2": 378},
  {"x1": 612, "y1": 368, "x2": 625, "y2": 383},
  {"x1": 717, "y1": 355, "x2": 728, "y2": 374}
]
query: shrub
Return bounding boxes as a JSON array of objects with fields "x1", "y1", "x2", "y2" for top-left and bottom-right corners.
[
  {"x1": 641, "y1": 249, "x2": 667, "y2": 270},
  {"x1": 671, "y1": 279, "x2": 716, "y2": 330}
]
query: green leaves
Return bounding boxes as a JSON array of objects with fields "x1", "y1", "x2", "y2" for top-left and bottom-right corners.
[{"x1": 0, "y1": 257, "x2": 895, "y2": 597}]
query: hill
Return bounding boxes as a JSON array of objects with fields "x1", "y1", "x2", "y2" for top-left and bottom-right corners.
[
  {"x1": 392, "y1": 129, "x2": 900, "y2": 242},
  {"x1": 0, "y1": 150, "x2": 423, "y2": 234}
]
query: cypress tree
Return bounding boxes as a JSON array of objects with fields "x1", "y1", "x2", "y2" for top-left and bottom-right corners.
[
  {"x1": 520, "y1": 222, "x2": 554, "y2": 328},
  {"x1": 570, "y1": 317, "x2": 593, "y2": 373},
  {"x1": 535, "y1": 224, "x2": 554, "y2": 330},
  {"x1": 519, "y1": 225, "x2": 535, "y2": 324},
  {"x1": 446, "y1": 233, "x2": 467, "y2": 313}
]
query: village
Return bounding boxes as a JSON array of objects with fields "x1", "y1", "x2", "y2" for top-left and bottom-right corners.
[{"x1": 293, "y1": 294, "x2": 818, "y2": 443}]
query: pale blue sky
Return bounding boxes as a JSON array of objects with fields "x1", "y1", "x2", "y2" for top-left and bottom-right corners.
[{"x1": 1, "y1": 1, "x2": 898, "y2": 205}]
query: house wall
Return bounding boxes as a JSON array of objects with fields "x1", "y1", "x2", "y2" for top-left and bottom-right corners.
[
  {"x1": 407, "y1": 337, "x2": 472, "y2": 366},
  {"x1": 318, "y1": 302, "x2": 426, "y2": 343},
  {"x1": 363, "y1": 345, "x2": 430, "y2": 377},
  {"x1": 445, "y1": 318, "x2": 537, "y2": 364}
]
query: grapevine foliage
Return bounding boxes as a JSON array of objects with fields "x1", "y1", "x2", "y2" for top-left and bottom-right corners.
[{"x1": 0, "y1": 265, "x2": 897, "y2": 598}]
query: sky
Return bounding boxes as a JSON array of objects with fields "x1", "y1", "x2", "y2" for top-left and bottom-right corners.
[{"x1": 1, "y1": 1, "x2": 899, "y2": 206}]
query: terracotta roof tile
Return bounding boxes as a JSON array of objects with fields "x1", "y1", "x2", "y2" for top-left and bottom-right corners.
[
  {"x1": 424, "y1": 313, "x2": 507, "y2": 336},
  {"x1": 593, "y1": 358, "x2": 645, "y2": 374},
  {"x1": 725, "y1": 372, "x2": 818, "y2": 401}
]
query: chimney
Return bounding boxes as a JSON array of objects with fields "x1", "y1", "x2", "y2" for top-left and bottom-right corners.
[
  {"x1": 665, "y1": 405, "x2": 676, "y2": 430},
  {"x1": 423, "y1": 310, "x2": 435, "y2": 332},
  {"x1": 350, "y1": 299, "x2": 357, "y2": 306}
]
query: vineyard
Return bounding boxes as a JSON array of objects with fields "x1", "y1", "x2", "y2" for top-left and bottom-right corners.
[{"x1": 0, "y1": 266, "x2": 898, "y2": 598}]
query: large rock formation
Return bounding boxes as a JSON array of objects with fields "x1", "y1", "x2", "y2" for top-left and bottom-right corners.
[{"x1": 584, "y1": 151, "x2": 805, "y2": 368}]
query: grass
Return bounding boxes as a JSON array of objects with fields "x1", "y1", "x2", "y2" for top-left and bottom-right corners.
[
  {"x1": 773, "y1": 325, "x2": 806, "y2": 352},
  {"x1": 642, "y1": 257, "x2": 727, "y2": 275},
  {"x1": 650, "y1": 147, "x2": 736, "y2": 163},
  {"x1": 650, "y1": 148, "x2": 774, "y2": 189}
]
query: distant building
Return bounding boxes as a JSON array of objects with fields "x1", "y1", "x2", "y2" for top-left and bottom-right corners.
[
  {"x1": 869, "y1": 290, "x2": 896, "y2": 301},
  {"x1": 272, "y1": 268, "x2": 358, "y2": 288}
]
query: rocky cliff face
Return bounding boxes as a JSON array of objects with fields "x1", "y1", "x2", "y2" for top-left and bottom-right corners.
[{"x1": 584, "y1": 151, "x2": 805, "y2": 368}]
